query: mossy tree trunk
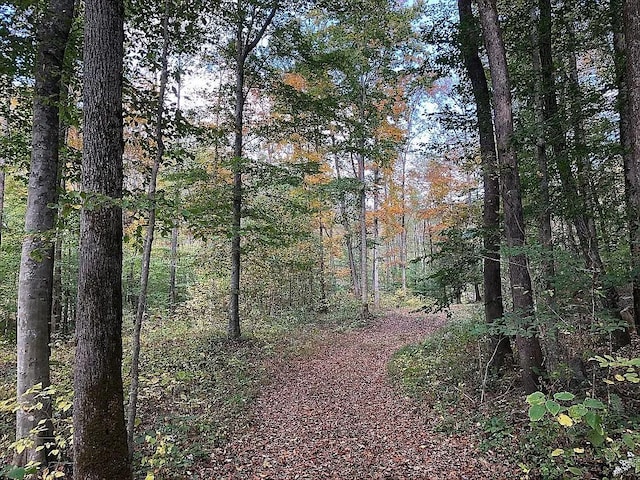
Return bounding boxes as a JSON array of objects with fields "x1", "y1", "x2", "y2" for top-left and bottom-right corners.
[{"x1": 73, "y1": 0, "x2": 132, "y2": 477}]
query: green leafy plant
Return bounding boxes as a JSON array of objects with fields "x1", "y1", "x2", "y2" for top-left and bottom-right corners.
[{"x1": 524, "y1": 357, "x2": 640, "y2": 480}]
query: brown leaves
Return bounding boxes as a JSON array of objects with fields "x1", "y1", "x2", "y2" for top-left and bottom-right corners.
[{"x1": 205, "y1": 312, "x2": 516, "y2": 479}]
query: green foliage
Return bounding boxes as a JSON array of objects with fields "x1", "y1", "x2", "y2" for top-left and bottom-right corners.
[
  {"x1": 410, "y1": 225, "x2": 482, "y2": 310},
  {"x1": 519, "y1": 358, "x2": 640, "y2": 479},
  {"x1": 388, "y1": 309, "x2": 482, "y2": 407},
  {"x1": 0, "y1": 382, "x2": 73, "y2": 479}
]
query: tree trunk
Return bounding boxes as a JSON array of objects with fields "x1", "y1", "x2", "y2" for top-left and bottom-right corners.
[
  {"x1": 127, "y1": 0, "x2": 170, "y2": 457},
  {"x1": 531, "y1": 3, "x2": 559, "y2": 371},
  {"x1": 228, "y1": 4, "x2": 278, "y2": 339},
  {"x1": 358, "y1": 150, "x2": 369, "y2": 317},
  {"x1": 318, "y1": 223, "x2": 328, "y2": 312},
  {"x1": 15, "y1": 0, "x2": 75, "y2": 466},
  {"x1": 624, "y1": 0, "x2": 640, "y2": 334},
  {"x1": 458, "y1": 0, "x2": 510, "y2": 371},
  {"x1": 0, "y1": 157, "x2": 4, "y2": 248},
  {"x1": 74, "y1": 0, "x2": 132, "y2": 477},
  {"x1": 373, "y1": 166, "x2": 380, "y2": 309},
  {"x1": 228, "y1": 19, "x2": 244, "y2": 340},
  {"x1": 169, "y1": 70, "x2": 182, "y2": 311},
  {"x1": 333, "y1": 145, "x2": 360, "y2": 297},
  {"x1": 477, "y1": 0, "x2": 544, "y2": 394},
  {"x1": 169, "y1": 219, "x2": 179, "y2": 308}
]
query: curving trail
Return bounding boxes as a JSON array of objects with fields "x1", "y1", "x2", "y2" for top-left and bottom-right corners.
[{"x1": 209, "y1": 311, "x2": 514, "y2": 479}]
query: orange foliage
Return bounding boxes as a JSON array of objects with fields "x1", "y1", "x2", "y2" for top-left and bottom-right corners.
[{"x1": 283, "y1": 72, "x2": 308, "y2": 92}]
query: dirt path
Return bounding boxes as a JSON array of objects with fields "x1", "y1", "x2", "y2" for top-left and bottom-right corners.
[{"x1": 210, "y1": 311, "x2": 514, "y2": 479}]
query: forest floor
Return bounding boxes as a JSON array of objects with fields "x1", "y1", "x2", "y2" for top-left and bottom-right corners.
[{"x1": 205, "y1": 310, "x2": 517, "y2": 479}]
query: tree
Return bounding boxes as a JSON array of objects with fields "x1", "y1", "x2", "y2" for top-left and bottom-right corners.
[
  {"x1": 476, "y1": 0, "x2": 544, "y2": 394},
  {"x1": 457, "y1": 0, "x2": 510, "y2": 371},
  {"x1": 228, "y1": 1, "x2": 279, "y2": 339},
  {"x1": 73, "y1": 0, "x2": 132, "y2": 477},
  {"x1": 126, "y1": 0, "x2": 171, "y2": 456},
  {"x1": 14, "y1": 0, "x2": 75, "y2": 466},
  {"x1": 624, "y1": 0, "x2": 640, "y2": 334}
]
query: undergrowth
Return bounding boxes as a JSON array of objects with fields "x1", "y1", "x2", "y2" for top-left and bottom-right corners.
[
  {"x1": 388, "y1": 305, "x2": 640, "y2": 480},
  {"x1": 0, "y1": 293, "x2": 362, "y2": 479}
]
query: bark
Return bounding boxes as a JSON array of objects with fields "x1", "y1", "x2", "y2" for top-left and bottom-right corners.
[
  {"x1": 458, "y1": 0, "x2": 510, "y2": 371},
  {"x1": 15, "y1": 0, "x2": 75, "y2": 466},
  {"x1": 228, "y1": 4, "x2": 278, "y2": 339},
  {"x1": 477, "y1": 0, "x2": 544, "y2": 394},
  {"x1": 0, "y1": 159, "x2": 4, "y2": 248},
  {"x1": 74, "y1": 0, "x2": 132, "y2": 477},
  {"x1": 531, "y1": 4, "x2": 559, "y2": 371},
  {"x1": 624, "y1": 0, "x2": 640, "y2": 333},
  {"x1": 373, "y1": 166, "x2": 380, "y2": 309},
  {"x1": 127, "y1": 0, "x2": 170, "y2": 457}
]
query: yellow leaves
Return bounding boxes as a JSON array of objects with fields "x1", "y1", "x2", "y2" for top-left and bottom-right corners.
[
  {"x1": 283, "y1": 72, "x2": 308, "y2": 92},
  {"x1": 551, "y1": 448, "x2": 564, "y2": 457},
  {"x1": 375, "y1": 120, "x2": 405, "y2": 142},
  {"x1": 557, "y1": 414, "x2": 574, "y2": 427}
]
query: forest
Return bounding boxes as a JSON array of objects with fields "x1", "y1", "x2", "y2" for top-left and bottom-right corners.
[{"x1": 1, "y1": 0, "x2": 640, "y2": 478}]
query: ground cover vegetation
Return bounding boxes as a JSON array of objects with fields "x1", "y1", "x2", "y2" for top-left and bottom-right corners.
[{"x1": 1, "y1": 0, "x2": 640, "y2": 478}]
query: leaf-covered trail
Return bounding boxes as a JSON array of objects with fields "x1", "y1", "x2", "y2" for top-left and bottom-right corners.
[{"x1": 210, "y1": 311, "x2": 514, "y2": 479}]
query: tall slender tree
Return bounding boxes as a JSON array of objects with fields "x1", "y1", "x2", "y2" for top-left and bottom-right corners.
[
  {"x1": 14, "y1": 0, "x2": 75, "y2": 466},
  {"x1": 127, "y1": 0, "x2": 171, "y2": 456},
  {"x1": 73, "y1": 0, "x2": 132, "y2": 477},
  {"x1": 228, "y1": 1, "x2": 278, "y2": 339},
  {"x1": 477, "y1": 0, "x2": 544, "y2": 394}
]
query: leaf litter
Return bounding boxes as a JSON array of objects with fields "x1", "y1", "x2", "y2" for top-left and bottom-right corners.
[{"x1": 206, "y1": 311, "x2": 516, "y2": 479}]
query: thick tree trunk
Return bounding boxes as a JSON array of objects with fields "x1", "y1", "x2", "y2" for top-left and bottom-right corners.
[
  {"x1": 74, "y1": 0, "x2": 132, "y2": 477},
  {"x1": 477, "y1": 0, "x2": 544, "y2": 394},
  {"x1": 15, "y1": 0, "x2": 75, "y2": 466},
  {"x1": 127, "y1": 0, "x2": 170, "y2": 457},
  {"x1": 458, "y1": 0, "x2": 510, "y2": 371},
  {"x1": 624, "y1": 0, "x2": 640, "y2": 334}
]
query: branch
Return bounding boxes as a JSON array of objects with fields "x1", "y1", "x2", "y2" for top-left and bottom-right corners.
[{"x1": 243, "y1": 2, "x2": 278, "y2": 59}]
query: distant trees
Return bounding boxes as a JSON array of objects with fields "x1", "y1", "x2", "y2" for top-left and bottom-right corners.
[{"x1": 73, "y1": 0, "x2": 132, "y2": 477}]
